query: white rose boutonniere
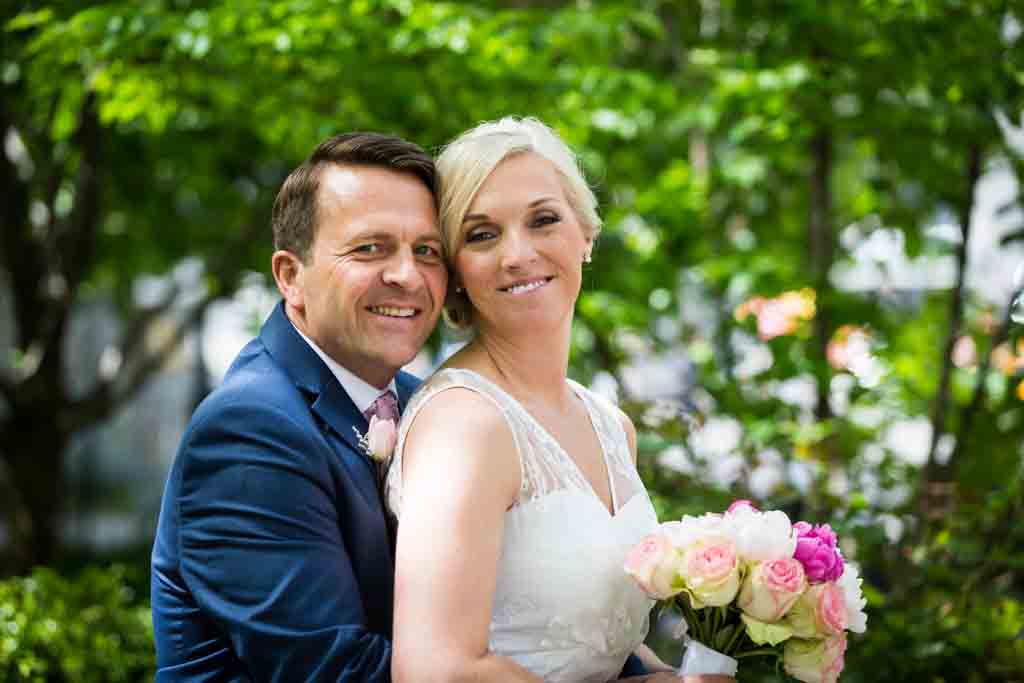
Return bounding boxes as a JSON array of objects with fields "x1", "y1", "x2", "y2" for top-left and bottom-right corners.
[{"x1": 356, "y1": 415, "x2": 398, "y2": 463}]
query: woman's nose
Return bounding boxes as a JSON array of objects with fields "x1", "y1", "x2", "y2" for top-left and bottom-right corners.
[{"x1": 500, "y1": 229, "x2": 538, "y2": 270}]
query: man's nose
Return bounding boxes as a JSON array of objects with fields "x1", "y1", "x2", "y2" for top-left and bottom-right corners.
[{"x1": 382, "y1": 248, "x2": 421, "y2": 289}]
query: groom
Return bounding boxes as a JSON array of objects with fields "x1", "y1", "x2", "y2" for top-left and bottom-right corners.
[{"x1": 150, "y1": 132, "x2": 447, "y2": 681}]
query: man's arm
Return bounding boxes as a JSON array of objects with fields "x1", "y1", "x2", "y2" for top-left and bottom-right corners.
[{"x1": 177, "y1": 399, "x2": 389, "y2": 682}]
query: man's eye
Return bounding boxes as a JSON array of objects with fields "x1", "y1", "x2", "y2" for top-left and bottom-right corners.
[
  {"x1": 414, "y1": 244, "x2": 442, "y2": 259},
  {"x1": 354, "y1": 244, "x2": 382, "y2": 254}
]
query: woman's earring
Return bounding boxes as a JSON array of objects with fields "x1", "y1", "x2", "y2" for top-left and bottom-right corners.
[
  {"x1": 583, "y1": 252, "x2": 592, "y2": 264},
  {"x1": 455, "y1": 286, "x2": 464, "y2": 293}
]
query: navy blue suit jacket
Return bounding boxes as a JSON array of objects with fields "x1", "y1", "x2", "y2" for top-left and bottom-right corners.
[{"x1": 151, "y1": 302, "x2": 417, "y2": 682}]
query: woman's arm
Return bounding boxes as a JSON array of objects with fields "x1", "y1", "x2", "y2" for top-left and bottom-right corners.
[{"x1": 392, "y1": 388, "x2": 542, "y2": 683}]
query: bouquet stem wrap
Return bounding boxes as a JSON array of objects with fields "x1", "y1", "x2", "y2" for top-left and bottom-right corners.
[{"x1": 679, "y1": 639, "x2": 738, "y2": 681}]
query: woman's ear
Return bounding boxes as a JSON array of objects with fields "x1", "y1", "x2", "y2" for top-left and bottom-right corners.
[{"x1": 272, "y1": 250, "x2": 305, "y2": 311}]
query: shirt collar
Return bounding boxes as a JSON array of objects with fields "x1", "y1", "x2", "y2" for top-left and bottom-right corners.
[{"x1": 290, "y1": 322, "x2": 397, "y2": 415}]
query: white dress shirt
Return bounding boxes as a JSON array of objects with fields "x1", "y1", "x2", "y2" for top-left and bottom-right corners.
[{"x1": 290, "y1": 323, "x2": 398, "y2": 415}]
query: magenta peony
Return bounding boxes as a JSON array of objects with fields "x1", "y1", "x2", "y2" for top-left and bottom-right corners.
[{"x1": 793, "y1": 522, "x2": 844, "y2": 583}]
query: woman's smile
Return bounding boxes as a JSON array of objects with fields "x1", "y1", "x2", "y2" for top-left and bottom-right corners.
[{"x1": 499, "y1": 276, "x2": 555, "y2": 295}]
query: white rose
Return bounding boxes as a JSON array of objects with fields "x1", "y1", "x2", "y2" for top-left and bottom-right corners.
[
  {"x1": 664, "y1": 513, "x2": 733, "y2": 549},
  {"x1": 729, "y1": 507, "x2": 797, "y2": 562},
  {"x1": 837, "y1": 561, "x2": 868, "y2": 633}
]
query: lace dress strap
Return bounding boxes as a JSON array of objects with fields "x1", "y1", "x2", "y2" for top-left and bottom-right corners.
[
  {"x1": 386, "y1": 368, "x2": 525, "y2": 519},
  {"x1": 567, "y1": 380, "x2": 645, "y2": 512},
  {"x1": 386, "y1": 368, "x2": 611, "y2": 519}
]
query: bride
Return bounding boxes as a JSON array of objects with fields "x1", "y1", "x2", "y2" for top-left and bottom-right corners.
[{"x1": 386, "y1": 117, "x2": 675, "y2": 682}]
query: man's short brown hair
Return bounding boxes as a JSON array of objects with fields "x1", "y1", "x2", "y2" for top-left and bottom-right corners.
[{"x1": 272, "y1": 133, "x2": 437, "y2": 262}]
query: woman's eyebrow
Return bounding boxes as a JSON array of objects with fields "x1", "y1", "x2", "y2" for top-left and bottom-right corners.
[{"x1": 463, "y1": 196, "x2": 559, "y2": 223}]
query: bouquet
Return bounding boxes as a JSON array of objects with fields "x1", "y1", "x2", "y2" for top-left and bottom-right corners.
[{"x1": 624, "y1": 500, "x2": 867, "y2": 683}]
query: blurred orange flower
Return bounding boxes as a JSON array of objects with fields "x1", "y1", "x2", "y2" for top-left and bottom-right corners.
[{"x1": 735, "y1": 289, "x2": 816, "y2": 341}]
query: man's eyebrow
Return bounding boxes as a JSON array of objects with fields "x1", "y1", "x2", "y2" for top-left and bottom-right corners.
[{"x1": 344, "y1": 230, "x2": 395, "y2": 244}]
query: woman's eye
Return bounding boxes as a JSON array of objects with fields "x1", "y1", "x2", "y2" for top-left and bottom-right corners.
[
  {"x1": 465, "y1": 229, "x2": 495, "y2": 244},
  {"x1": 354, "y1": 243, "x2": 382, "y2": 255},
  {"x1": 532, "y1": 213, "x2": 560, "y2": 228}
]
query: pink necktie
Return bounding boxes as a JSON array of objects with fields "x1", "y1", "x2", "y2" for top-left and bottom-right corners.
[{"x1": 363, "y1": 391, "x2": 399, "y2": 424}]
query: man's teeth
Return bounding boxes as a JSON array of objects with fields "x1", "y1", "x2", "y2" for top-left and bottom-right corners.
[
  {"x1": 369, "y1": 306, "x2": 416, "y2": 318},
  {"x1": 504, "y1": 279, "x2": 547, "y2": 294}
]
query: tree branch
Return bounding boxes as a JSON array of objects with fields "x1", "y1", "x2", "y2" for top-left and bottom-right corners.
[
  {"x1": 925, "y1": 143, "x2": 983, "y2": 473},
  {"x1": 62, "y1": 288, "x2": 216, "y2": 434},
  {"x1": 0, "y1": 370, "x2": 14, "y2": 404},
  {"x1": 55, "y1": 91, "x2": 102, "y2": 314},
  {"x1": 0, "y1": 88, "x2": 39, "y2": 350},
  {"x1": 62, "y1": 209, "x2": 267, "y2": 433},
  {"x1": 952, "y1": 284, "x2": 1023, "y2": 466},
  {"x1": 118, "y1": 280, "x2": 182, "y2": 370}
]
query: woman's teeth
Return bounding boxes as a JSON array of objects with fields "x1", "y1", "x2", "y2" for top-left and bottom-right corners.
[{"x1": 503, "y1": 278, "x2": 548, "y2": 294}]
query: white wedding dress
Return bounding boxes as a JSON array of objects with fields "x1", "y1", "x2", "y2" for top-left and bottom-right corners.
[{"x1": 386, "y1": 368, "x2": 658, "y2": 682}]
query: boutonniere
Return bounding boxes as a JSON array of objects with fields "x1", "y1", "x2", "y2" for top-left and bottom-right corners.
[{"x1": 354, "y1": 415, "x2": 398, "y2": 464}]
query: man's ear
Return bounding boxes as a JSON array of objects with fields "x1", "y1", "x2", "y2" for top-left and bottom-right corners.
[{"x1": 272, "y1": 250, "x2": 305, "y2": 311}]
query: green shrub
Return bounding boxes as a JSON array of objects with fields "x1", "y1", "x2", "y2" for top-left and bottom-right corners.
[{"x1": 0, "y1": 564, "x2": 154, "y2": 683}]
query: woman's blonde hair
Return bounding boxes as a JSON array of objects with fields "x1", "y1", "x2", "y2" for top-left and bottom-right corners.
[{"x1": 435, "y1": 116, "x2": 601, "y2": 330}]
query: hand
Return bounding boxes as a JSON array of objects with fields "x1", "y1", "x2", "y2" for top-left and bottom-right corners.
[{"x1": 618, "y1": 674, "x2": 680, "y2": 682}]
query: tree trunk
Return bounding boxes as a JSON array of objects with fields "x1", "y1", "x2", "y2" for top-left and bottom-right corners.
[
  {"x1": 4, "y1": 409, "x2": 70, "y2": 572},
  {"x1": 809, "y1": 127, "x2": 834, "y2": 422}
]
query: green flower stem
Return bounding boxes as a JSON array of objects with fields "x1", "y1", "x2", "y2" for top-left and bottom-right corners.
[
  {"x1": 723, "y1": 619, "x2": 746, "y2": 655},
  {"x1": 735, "y1": 648, "x2": 777, "y2": 659}
]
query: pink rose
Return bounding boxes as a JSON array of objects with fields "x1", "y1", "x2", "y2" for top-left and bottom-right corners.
[
  {"x1": 786, "y1": 582, "x2": 848, "y2": 638},
  {"x1": 793, "y1": 522, "x2": 844, "y2": 583},
  {"x1": 814, "y1": 582, "x2": 848, "y2": 636},
  {"x1": 737, "y1": 558, "x2": 807, "y2": 622},
  {"x1": 783, "y1": 634, "x2": 847, "y2": 683},
  {"x1": 366, "y1": 416, "x2": 397, "y2": 462},
  {"x1": 726, "y1": 499, "x2": 759, "y2": 515},
  {"x1": 624, "y1": 532, "x2": 681, "y2": 600},
  {"x1": 680, "y1": 539, "x2": 740, "y2": 608}
]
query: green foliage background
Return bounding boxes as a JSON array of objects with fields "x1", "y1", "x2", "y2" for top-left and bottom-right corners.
[{"x1": 2, "y1": 1, "x2": 1024, "y2": 681}]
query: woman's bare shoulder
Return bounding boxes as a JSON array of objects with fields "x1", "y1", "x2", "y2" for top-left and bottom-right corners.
[{"x1": 402, "y1": 381, "x2": 521, "y2": 499}]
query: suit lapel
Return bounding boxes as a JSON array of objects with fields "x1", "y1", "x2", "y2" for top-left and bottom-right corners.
[
  {"x1": 260, "y1": 302, "x2": 380, "y2": 505},
  {"x1": 394, "y1": 371, "x2": 420, "y2": 415},
  {"x1": 312, "y1": 380, "x2": 382, "y2": 508}
]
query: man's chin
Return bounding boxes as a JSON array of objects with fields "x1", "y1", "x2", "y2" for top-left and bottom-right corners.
[{"x1": 374, "y1": 345, "x2": 425, "y2": 373}]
